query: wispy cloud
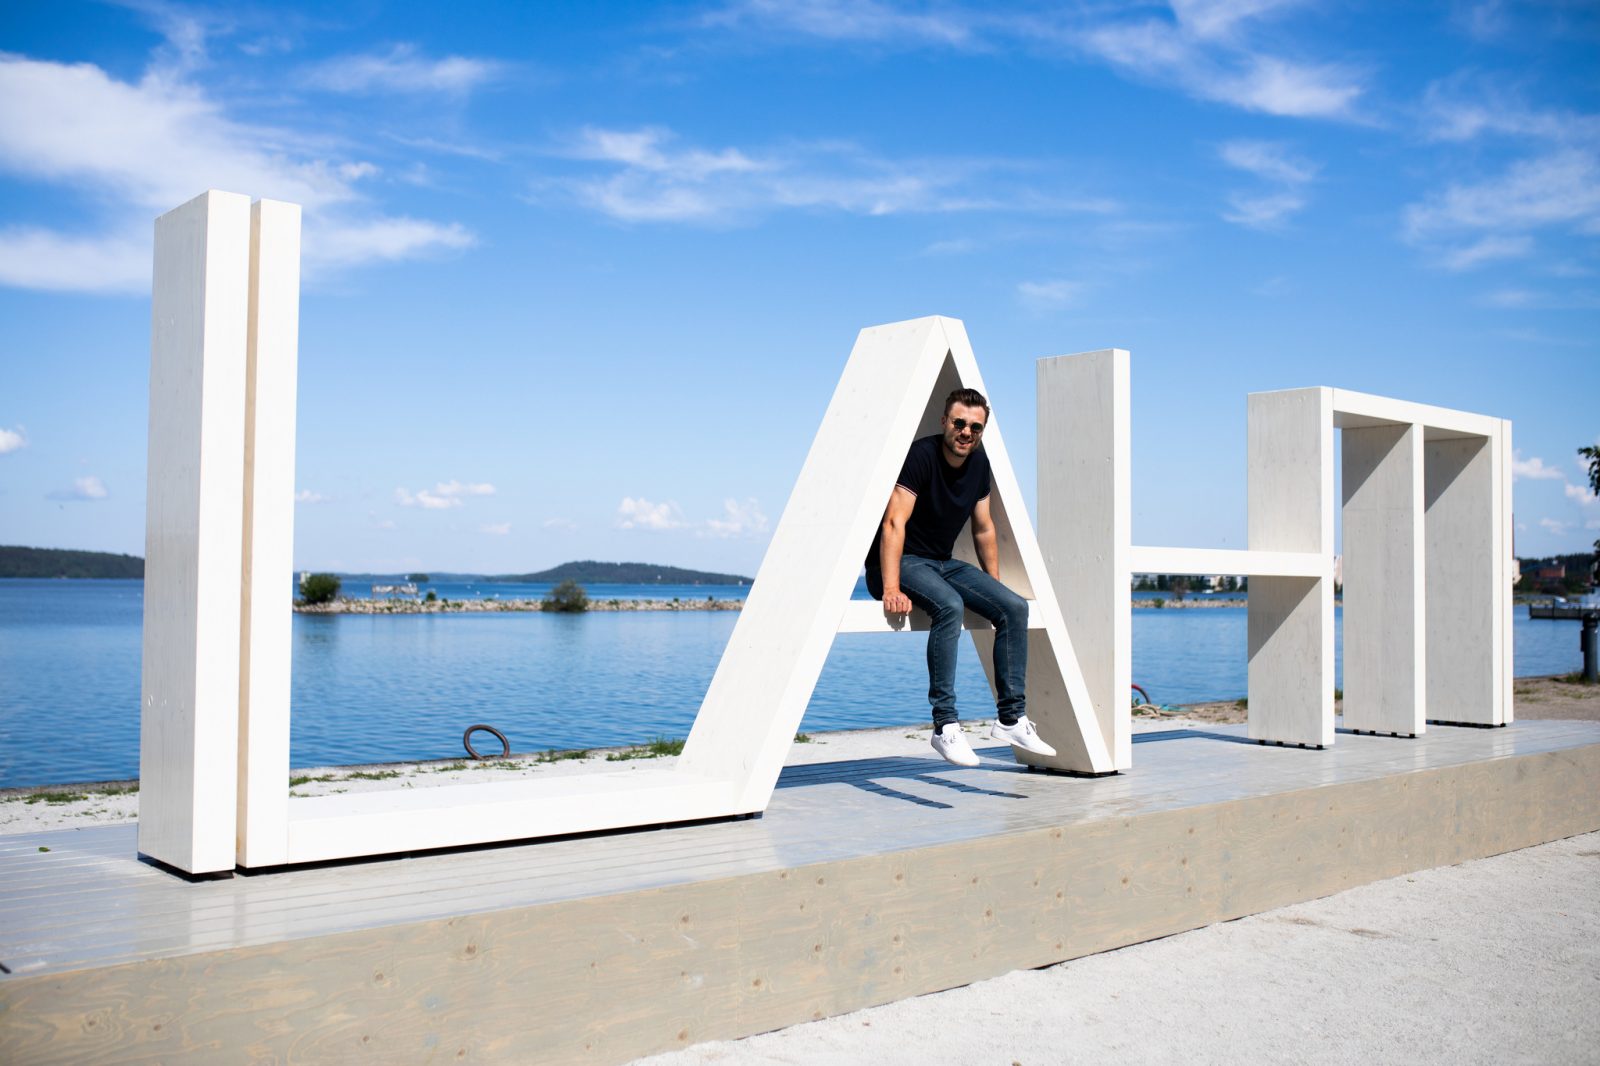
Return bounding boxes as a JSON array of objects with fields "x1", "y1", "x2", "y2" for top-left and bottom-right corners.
[
  {"x1": 542, "y1": 517, "x2": 578, "y2": 532},
  {"x1": 1072, "y1": 9, "x2": 1364, "y2": 120},
  {"x1": 1017, "y1": 279, "x2": 1083, "y2": 311},
  {"x1": 705, "y1": 1, "x2": 1364, "y2": 120},
  {"x1": 1405, "y1": 150, "x2": 1600, "y2": 240},
  {"x1": 395, "y1": 480, "x2": 495, "y2": 509},
  {"x1": 617, "y1": 496, "x2": 687, "y2": 530},
  {"x1": 302, "y1": 44, "x2": 505, "y2": 96},
  {"x1": 1512, "y1": 452, "x2": 1565, "y2": 481},
  {"x1": 47, "y1": 475, "x2": 108, "y2": 501},
  {"x1": 1437, "y1": 234, "x2": 1534, "y2": 272},
  {"x1": 1218, "y1": 140, "x2": 1316, "y2": 229},
  {"x1": 550, "y1": 125, "x2": 1109, "y2": 225},
  {"x1": 0, "y1": 51, "x2": 474, "y2": 293},
  {"x1": 478, "y1": 522, "x2": 512, "y2": 535},
  {"x1": 1539, "y1": 516, "x2": 1573, "y2": 534},
  {"x1": 701, "y1": 0, "x2": 979, "y2": 47},
  {"x1": 0, "y1": 426, "x2": 25, "y2": 454},
  {"x1": 701, "y1": 498, "x2": 769, "y2": 538},
  {"x1": 294, "y1": 488, "x2": 329, "y2": 504}
]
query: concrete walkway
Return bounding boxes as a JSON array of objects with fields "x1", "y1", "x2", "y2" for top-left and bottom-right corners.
[{"x1": 635, "y1": 830, "x2": 1600, "y2": 1066}]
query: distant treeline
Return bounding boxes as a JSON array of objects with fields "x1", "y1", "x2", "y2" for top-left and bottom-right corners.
[
  {"x1": 500, "y1": 560, "x2": 751, "y2": 585},
  {"x1": 0, "y1": 546, "x2": 144, "y2": 579}
]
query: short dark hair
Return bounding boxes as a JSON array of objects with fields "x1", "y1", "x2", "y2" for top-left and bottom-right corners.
[{"x1": 944, "y1": 388, "x2": 990, "y2": 418}]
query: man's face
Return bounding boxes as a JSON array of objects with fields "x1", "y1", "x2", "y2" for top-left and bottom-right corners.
[{"x1": 941, "y1": 402, "x2": 987, "y2": 460}]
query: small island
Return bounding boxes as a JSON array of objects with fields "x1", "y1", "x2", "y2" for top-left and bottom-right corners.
[{"x1": 0, "y1": 546, "x2": 144, "y2": 579}]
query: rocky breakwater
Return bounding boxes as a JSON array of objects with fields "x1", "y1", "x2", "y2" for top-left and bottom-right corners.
[{"x1": 294, "y1": 597, "x2": 746, "y2": 615}]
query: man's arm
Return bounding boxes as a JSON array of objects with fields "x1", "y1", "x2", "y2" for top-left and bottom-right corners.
[
  {"x1": 971, "y1": 496, "x2": 1001, "y2": 579},
  {"x1": 879, "y1": 486, "x2": 917, "y2": 614}
]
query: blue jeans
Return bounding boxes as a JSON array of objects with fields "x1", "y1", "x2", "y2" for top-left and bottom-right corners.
[{"x1": 869, "y1": 556, "x2": 1029, "y2": 730}]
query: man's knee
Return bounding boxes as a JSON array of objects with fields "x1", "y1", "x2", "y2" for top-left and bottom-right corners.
[{"x1": 996, "y1": 587, "x2": 1027, "y2": 628}]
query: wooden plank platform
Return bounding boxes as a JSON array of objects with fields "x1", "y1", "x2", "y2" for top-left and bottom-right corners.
[{"x1": 3, "y1": 720, "x2": 1598, "y2": 1065}]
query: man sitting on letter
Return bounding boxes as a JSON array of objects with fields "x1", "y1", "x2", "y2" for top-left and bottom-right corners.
[{"x1": 866, "y1": 388, "x2": 1056, "y2": 767}]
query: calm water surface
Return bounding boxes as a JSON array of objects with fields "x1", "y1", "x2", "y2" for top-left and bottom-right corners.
[{"x1": 0, "y1": 579, "x2": 1585, "y2": 788}]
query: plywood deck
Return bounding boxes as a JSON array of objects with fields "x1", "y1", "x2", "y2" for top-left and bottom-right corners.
[{"x1": 3, "y1": 720, "x2": 1598, "y2": 1064}]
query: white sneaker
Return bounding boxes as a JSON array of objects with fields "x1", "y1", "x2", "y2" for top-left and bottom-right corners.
[
  {"x1": 991, "y1": 716, "x2": 1057, "y2": 757},
  {"x1": 930, "y1": 723, "x2": 980, "y2": 767}
]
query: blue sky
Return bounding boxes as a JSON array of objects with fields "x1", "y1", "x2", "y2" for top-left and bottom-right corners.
[{"x1": 1, "y1": 0, "x2": 1596, "y2": 576}]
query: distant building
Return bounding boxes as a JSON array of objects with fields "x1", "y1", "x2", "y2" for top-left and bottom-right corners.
[{"x1": 1532, "y1": 564, "x2": 1566, "y2": 581}]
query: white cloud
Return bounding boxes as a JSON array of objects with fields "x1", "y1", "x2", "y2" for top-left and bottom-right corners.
[
  {"x1": 1077, "y1": 16, "x2": 1363, "y2": 120},
  {"x1": 1438, "y1": 234, "x2": 1533, "y2": 272},
  {"x1": 1017, "y1": 279, "x2": 1083, "y2": 311},
  {"x1": 1565, "y1": 482, "x2": 1599, "y2": 507},
  {"x1": 0, "y1": 426, "x2": 25, "y2": 454},
  {"x1": 1405, "y1": 150, "x2": 1600, "y2": 240},
  {"x1": 1219, "y1": 140, "x2": 1317, "y2": 185},
  {"x1": 703, "y1": 2, "x2": 1362, "y2": 121},
  {"x1": 542, "y1": 517, "x2": 578, "y2": 532},
  {"x1": 395, "y1": 480, "x2": 495, "y2": 510},
  {"x1": 479, "y1": 522, "x2": 512, "y2": 535},
  {"x1": 1539, "y1": 517, "x2": 1573, "y2": 534},
  {"x1": 617, "y1": 496, "x2": 686, "y2": 530},
  {"x1": 1223, "y1": 191, "x2": 1306, "y2": 228},
  {"x1": 294, "y1": 489, "x2": 328, "y2": 503},
  {"x1": 554, "y1": 126, "x2": 1111, "y2": 225},
  {"x1": 0, "y1": 52, "x2": 474, "y2": 293},
  {"x1": 1218, "y1": 141, "x2": 1315, "y2": 229},
  {"x1": 48, "y1": 475, "x2": 107, "y2": 501},
  {"x1": 702, "y1": 498, "x2": 770, "y2": 538},
  {"x1": 701, "y1": 0, "x2": 978, "y2": 47},
  {"x1": 302, "y1": 44, "x2": 504, "y2": 95},
  {"x1": 1512, "y1": 452, "x2": 1565, "y2": 481},
  {"x1": 1420, "y1": 74, "x2": 1600, "y2": 145},
  {"x1": 432, "y1": 479, "x2": 495, "y2": 498}
]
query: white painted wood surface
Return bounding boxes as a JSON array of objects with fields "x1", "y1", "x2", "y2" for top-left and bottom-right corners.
[
  {"x1": 1036, "y1": 350, "x2": 1132, "y2": 770},
  {"x1": 201, "y1": 313, "x2": 1111, "y2": 866},
  {"x1": 1126, "y1": 546, "x2": 1327, "y2": 578},
  {"x1": 139, "y1": 191, "x2": 252, "y2": 875},
  {"x1": 1246, "y1": 387, "x2": 1335, "y2": 747},
  {"x1": 1425, "y1": 436, "x2": 1501, "y2": 725},
  {"x1": 1340, "y1": 423, "x2": 1425, "y2": 735},
  {"x1": 238, "y1": 200, "x2": 301, "y2": 869}
]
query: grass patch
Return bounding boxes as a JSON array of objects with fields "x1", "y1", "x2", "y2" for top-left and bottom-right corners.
[
  {"x1": 794, "y1": 733, "x2": 812, "y2": 744},
  {"x1": 471, "y1": 761, "x2": 522, "y2": 771},
  {"x1": 345, "y1": 769, "x2": 403, "y2": 781},
  {"x1": 1558, "y1": 672, "x2": 1598, "y2": 685},
  {"x1": 38, "y1": 846, "x2": 50, "y2": 852},
  {"x1": 433, "y1": 762, "x2": 469, "y2": 773},
  {"x1": 288, "y1": 774, "x2": 338, "y2": 787},
  {"x1": 535, "y1": 749, "x2": 591, "y2": 763},
  {"x1": 607, "y1": 737, "x2": 685, "y2": 762},
  {"x1": 1235, "y1": 697, "x2": 1248, "y2": 709},
  {"x1": 26, "y1": 792, "x2": 88, "y2": 805}
]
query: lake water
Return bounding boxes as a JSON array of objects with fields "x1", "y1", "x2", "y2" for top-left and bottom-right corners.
[{"x1": 0, "y1": 578, "x2": 1585, "y2": 788}]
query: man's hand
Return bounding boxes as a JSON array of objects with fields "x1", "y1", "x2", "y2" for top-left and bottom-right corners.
[{"x1": 883, "y1": 589, "x2": 913, "y2": 615}]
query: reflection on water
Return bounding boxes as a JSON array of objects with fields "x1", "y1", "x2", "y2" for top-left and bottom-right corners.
[{"x1": 0, "y1": 578, "x2": 1587, "y2": 788}]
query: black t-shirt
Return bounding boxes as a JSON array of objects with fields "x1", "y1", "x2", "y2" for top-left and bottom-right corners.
[{"x1": 866, "y1": 434, "x2": 992, "y2": 568}]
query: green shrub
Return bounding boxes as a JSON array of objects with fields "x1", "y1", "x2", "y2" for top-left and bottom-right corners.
[
  {"x1": 425, "y1": 589, "x2": 438, "y2": 603},
  {"x1": 544, "y1": 579, "x2": 589, "y2": 613},
  {"x1": 300, "y1": 572, "x2": 341, "y2": 605}
]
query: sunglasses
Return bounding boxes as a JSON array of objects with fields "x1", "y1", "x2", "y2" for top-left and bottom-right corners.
[{"x1": 948, "y1": 417, "x2": 985, "y2": 436}]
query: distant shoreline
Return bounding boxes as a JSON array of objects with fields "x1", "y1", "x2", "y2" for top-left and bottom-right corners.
[{"x1": 294, "y1": 597, "x2": 746, "y2": 614}]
